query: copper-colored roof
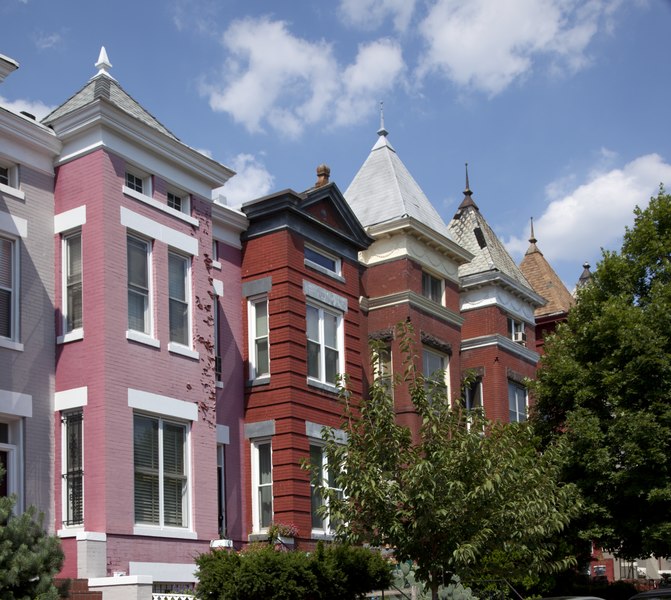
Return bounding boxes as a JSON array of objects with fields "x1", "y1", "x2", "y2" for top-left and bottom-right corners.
[{"x1": 519, "y1": 238, "x2": 575, "y2": 317}]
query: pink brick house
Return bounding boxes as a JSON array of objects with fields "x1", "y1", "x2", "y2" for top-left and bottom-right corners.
[{"x1": 40, "y1": 49, "x2": 247, "y2": 598}]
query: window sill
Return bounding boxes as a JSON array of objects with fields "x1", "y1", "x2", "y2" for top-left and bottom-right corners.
[
  {"x1": 210, "y1": 538, "x2": 234, "y2": 549},
  {"x1": 215, "y1": 381, "x2": 224, "y2": 389},
  {"x1": 0, "y1": 182, "x2": 25, "y2": 201},
  {"x1": 122, "y1": 185, "x2": 199, "y2": 227},
  {"x1": 307, "y1": 378, "x2": 338, "y2": 394},
  {"x1": 247, "y1": 375, "x2": 270, "y2": 387},
  {"x1": 126, "y1": 330, "x2": 160, "y2": 348},
  {"x1": 168, "y1": 342, "x2": 200, "y2": 360},
  {"x1": 211, "y1": 260, "x2": 222, "y2": 270},
  {"x1": 311, "y1": 530, "x2": 335, "y2": 541},
  {"x1": 304, "y1": 259, "x2": 345, "y2": 283},
  {"x1": 248, "y1": 532, "x2": 269, "y2": 542},
  {"x1": 57, "y1": 329, "x2": 84, "y2": 344},
  {"x1": 133, "y1": 525, "x2": 197, "y2": 540},
  {"x1": 57, "y1": 526, "x2": 85, "y2": 538},
  {"x1": 0, "y1": 338, "x2": 23, "y2": 352}
]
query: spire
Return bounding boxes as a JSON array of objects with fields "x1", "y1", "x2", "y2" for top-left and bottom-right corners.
[
  {"x1": 529, "y1": 217, "x2": 537, "y2": 244},
  {"x1": 525, "y1": 217, "x2": 541, "y2": 255},
  {"x1": 377, "y1": 101, "x2": 388, "y2": 138},
  {"x1": 457, "y1": 162, "x2": 478, "y2": 211},
  {"x1": 577, "y1": 262, "x2": 593, "y2": 288},
  {"x1": 94, "y1": 46, "x2": 114, "y2": 79}
]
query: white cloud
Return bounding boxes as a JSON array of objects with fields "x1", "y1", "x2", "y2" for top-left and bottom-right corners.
[
  {"x1": 338, "y1": 0, "x2": 417, "y2": 32},
  {"x1": 34, "y1": 31, "x2": 62, "y2": 50},
  {"x1": 0, "y1": 95, "x2": 54, "y2": 120},
  {"x1": 202, "y1": 17, "x2": 405, "y2": 137},
  {"x1": 417, "y1": 0, "x2": 622, "y2": 95},
  {"x1": 334, "y1": 39, "x2": 404, "y2": 126},
  {"x1": 505, "y1": 154, "x2": 671, "y2": 265},
  {"x1": 214, "y1": 153, "x2": 275, "y2": 207}
]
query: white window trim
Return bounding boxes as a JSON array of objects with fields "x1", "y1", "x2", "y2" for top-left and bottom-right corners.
[
  {"x1": 308, "y1": 441, "x2": 342, "y2": 537},
  {"x1": 0, "y1": 232, "x2": 21, "y2": 350},
  {"x1": 251, "y1": 439, "x2": 272, "y2": 533},
  {"x1": 422, "y1": 347, "x2": 450, "y2": 399},
  {"x1": 167, "y1": 188, "x2": 191, "y2": 216},
  {"x1": 304, "y1": 243, "x2": 343, "y2": 281},
  {"x1": 0, "y1": 417, "x2": 24, "y2": 513},
  {"x1": 168, "y1": 249, "x2": 194, "y2": 353},
  {"x1": 132, "y1": 412, "x2": 194, "y2": 535},
  {"x1": 508, "y1": 380, "x2": 528, "y2": 423},
  {"x1": 126, "y1": 234, "x2": 156, "y2": 344},
  {"x1": 121, "y1": 207, "x2": 198, "y2": 255},
  {"x1": 247, "y1": 295, "x2": 270, "y2": 382},
  {"x1": 0, "y1": 164, "x2": 24, "y2": 201},
  {"x1": 211, "y1": 240, "x2": 221, "y2": 270},
  {"x1": 306, "y1": 301, "x2": 345, "y2": 390},
  {"x1": 123, "y1": 185, "x2": 199, "y2": 227},
  {"x1": 60, "y1": 230, "x2": 83, "y2": 343}
]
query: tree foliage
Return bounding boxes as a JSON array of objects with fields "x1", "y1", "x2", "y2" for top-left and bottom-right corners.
[
  {"x1": 0, "y1": 467, "x2": 64, "y2": 600},
  {"x1": 317, "y1": 322, "x2": 581, "y2": 600},
  {"x1": 532, "y1": 188, "x2": 671, "y2": 559},
  {"x1": 195, "y1": 542, "x2": 391, "y2": 600}
]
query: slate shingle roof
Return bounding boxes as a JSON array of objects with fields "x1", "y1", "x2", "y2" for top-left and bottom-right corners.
[
  {"x1": 448, "y1": 190, "x2": 533, "y2": 289},
  {"x1": 41, "y1": 72, "x2": 178, "y2": 141},
  {"x1": 344, "y1": 131, "x2": 454, "y2": 240}
]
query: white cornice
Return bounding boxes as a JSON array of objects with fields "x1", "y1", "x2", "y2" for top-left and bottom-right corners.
[
  {"x1": 0, "y1": 107, "x2": 61, "y2": 174},
  {"x1": 364, "y1": 289, "x2": 464, "y2": 328},
  {"x1": 47, "y1": 99, "x2": 234, "y2": 191},
  {"x1": 461, "y1": 334, "x2": 539, "y2": 364},
  {"x1": 460, "y1": 283, "x2": 537, "y2": 324},
  {"x1": 0, "y1": 55, "x2": 19, "y2": 83},
  {"x1": 461, "y1": 270, "x2": 545, "y2": 308},
  {"x1": 212, "y1": 200, "x2": 248, "y2": 249}
]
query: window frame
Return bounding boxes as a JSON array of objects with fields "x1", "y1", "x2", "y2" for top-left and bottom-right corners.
[
  {"x1": 422, "y1": 270, "x2": 444, "y2": 304},
  {"x1": 251, "y1": 439, "x2": 273, "y2": 533},
  {"x1": 133, "y1": 413, "x2": 190, "y2": 530},
  {"x1": 127, "y1": 234, "x2": 153, "y2": 338},
  {"x1": 167, "y1": 189, "x2": 191, "y2": 216},
  {"x1": 0, "y1": 234, "x2": 19, "y2": 344},
  {"x1": 168, "y1": 249, "x2": 192, "y2": 348},
  {"x1": 217, "y1": 444, "x2": 227, "y2": 539},
  {"x1": 248, "y1": 295, "x2": 270, "y2": 381},
  {"x1": 508, "y1": 380, "x2": 527, "y2": 423},
  {"x1": 61, "y1": 410, "x2": 84, "y2": 527},
  {"x1": 373, "y1": 343, "x2": 393, "y2": 397},
  {"x1": 125, "y1": 168, "x2": 152, "y2": 198},
  {"x1": 507, "y1": 317, "x2": 526, "y2": 344},
  {"x1": 62, "y1": 231, "x2": 83, "y2": 337},
  {"x1": 422, "y1": 347, "x2": 449, "y2": 401},
  {"x1": 306, "y1": 302, "x2": 344, "y2": 388},
  {"x1": 0, "y1": 418, "x2": 23, "y2": 513},
  {"x1": 309, "y1": 443, "x2": 342, "y2": 535},
  {"x1": 304, "y1": 244, "x2": 342, "y2": 278}
]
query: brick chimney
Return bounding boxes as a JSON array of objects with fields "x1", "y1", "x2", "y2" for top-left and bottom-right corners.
[{"x1": 315, "y1": 164, "x2": 330, "y2": 188}]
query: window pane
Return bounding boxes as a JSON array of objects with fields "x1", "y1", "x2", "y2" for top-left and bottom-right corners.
[
  {"x1": 66, "y1": 234, "x2": 83, "y2": 331},
  {"x1": 256, "y1": 339, "x2": 269, "y2": 375},
  {"x1": 134, "y1": 416, "x2": 159, "y2": 524},
  {"x1": 64, "y1": 412, "x2": 83, "y2": 526},
  {"x1": 0, "y1": 290, "x2": 10, "y2": 338},
  {"x1": 325, "y1": 347, "x2": 338, "y2": 383},
  {"x1": 307, "y1": 340, "x2": 320, "y2": 379},
  {"x1": 305, "y1": 246, "x2": 337, "y2": 272},
  {"x1": 168, "y1": 254, "x2": 187, "y2": 301},
  {"x1": 306, "y1": 305, "x2": 319, "y2": 341},
  {"x1": 255, "y1": 301, "x2": 268, "y2": 335},
  {"x1": 0, "y1": 238, "x2": 12, "y2": 288},
  {"x1": 169, "y1": 299, "x2": 189, "y2": 345},
  {"x1": 258, "y1": 443, "x2": 271, "y2": 485},
  {"x1": 128, "y1": 237, "x2": 149, "y2": 333},
  {"x1": 310, "y1": 446, "x2": 324, "y2": 530},
  {"x1": 323, "y1": 312, "x2": 338, "y2": 347},
  {"x1": 0, "y1": 167, "x2": 8, "y2": 186},
  {"x1": 163, "y1": 423, "x2": 186, "y2": 528},
  {"x1": 259, "y1": 485, "x2": 272, "y2": 528},
  {"x1": 127, "y1": 238, "x2": 148, "y2": 288}
]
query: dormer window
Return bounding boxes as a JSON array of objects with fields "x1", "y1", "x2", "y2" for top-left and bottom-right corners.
[
  {"x1": 304, "y1": 244, "x2": 341, "y2": 278},
  {"x1": 422, "y1": 271, "x2": 443, "y2": 304}
]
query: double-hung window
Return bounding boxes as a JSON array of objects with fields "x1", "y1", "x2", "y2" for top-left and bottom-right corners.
[
  {"x1": 508, "y1": 381, "x2": 527, "y2": 422},
  {"x1": 248, "y1": 297, "x2": 269, "y2": 380},
  {"x1": 0, "y1": 421, "x2": 19, "y2": 503},
  {"x1": 422, "y1": 348, "x2": 448, "y2": 401},
  {"x1": 373, "y1": 344, "x2": 393, "y2": 397},
  {"x1": 422, "y1": 271, "x2": 443, "y2": 304},
  {"x1": 307, "y1": 303, "x2": 342, "y2": 386},
  {"x1": 310, "y1": 444, "x2": 342, "y2": 533},
  {"x1": 0, "y1": 235, "x2": 18, "y2": 342},
  {"x1": 127, "y1": 235, "x2": 151, "y2": 335},
  {"x1": 251, "y1": 440, "x2": 272, "y2": 531},
  {"x1": 508, "y1": 317, "x2": 526, "y2": 344},
  {"x1": 63, "y1": 232, "x2": 83, "y2": 334},
  {"x1": 134, "y1": 414, "x2": 189, "y2": 528},
  {"x1": 168, "y1": 251, "x2": 190, "y2": 347},
  {"x1": 61, "y1": 411, "x2": 83, "y2": 527}
]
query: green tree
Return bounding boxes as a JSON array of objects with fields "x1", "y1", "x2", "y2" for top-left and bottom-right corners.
[
  {"x1": 317, "y1": 323, "x2": 581, "y2": 600},
  {"x1": 0, "y1": 466, "x2": 64, "y2": 600},
  {"x1": 532, "y1": 187, "x2": 671, "y2": 560}
]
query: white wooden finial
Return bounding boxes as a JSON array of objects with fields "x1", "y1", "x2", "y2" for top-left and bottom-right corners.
[{"x1": 94, "y1": 46, "x2": 113, "y2": 77}]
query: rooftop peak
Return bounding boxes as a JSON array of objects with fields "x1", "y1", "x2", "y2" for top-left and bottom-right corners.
[
  {"x1": 457, "y1": 162, "x2": 478, "y2": 211},
  {"x1": 94, "y1": 46, "x2": 114, "y2": 80}
]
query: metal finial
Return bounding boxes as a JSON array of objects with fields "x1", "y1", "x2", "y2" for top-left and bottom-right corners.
[
  {"x1": 529, "y1": 217, "x2": 537, "y2": 244},
  {"x1": 464, "y1": 163, "x2": 472, "y2": 195},
  {"x1": 377, "y1": 101, "x2": 388, "y2": 137}
]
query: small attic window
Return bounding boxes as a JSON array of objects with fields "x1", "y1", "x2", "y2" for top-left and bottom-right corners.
[
  {"x1": 124, "y1": 167, "x2": 152, "y2": 198},
  {"x1": 305, "y1": 244, "x2": 341, "y2": 278},
  {"x1": 473, "y1": 227, "x2": 487, "y2": 249}
]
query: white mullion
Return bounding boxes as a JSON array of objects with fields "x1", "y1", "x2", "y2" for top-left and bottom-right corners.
[{"x1": 158, "y1": 419, "x2": 164, "y2": 527}]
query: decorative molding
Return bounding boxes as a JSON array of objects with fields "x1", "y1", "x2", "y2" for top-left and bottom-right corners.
[
  {"x1": 460, "y1": 334, "x2": 539, "y2": 364},
  {"x1": 128, "y1": 388, "x2": 198, "y2": 422},
  {"x1": 244, "y1": 420, "x2": 275, "y2": 439},
  {"x1": 0, "y1": 389, "x2": 32, "y2": 417},
  {"x1": 54, "y1": 386, "x2": 88, "y2": 411},
  {"x1": 242, "y1": 276, "x2": 272, "y2": 298},
  {"x1": 122, "y1": 185, "x2": 199, "y2": 227},
  {"x1": 460, "y1": 284, "x2": 536, "y2": 324},
  {"x1": 120, "y1": 206, "x2": 198, "y2": 256},
  {"x1": 54, "y1": 206, "x2": 86, "y2": 234},
  {"x1": 366, "y1": 290, "x2": 464, "y2": 328},
  {"x1": 303, "y1": 280, "x2": 348, "y2": 312}
]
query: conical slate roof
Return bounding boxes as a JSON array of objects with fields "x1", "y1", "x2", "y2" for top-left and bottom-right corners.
[
  {"x1": 519, "y1": 222, "x2": 575, "y2": 317},
  {"x1": 448, "y1": 183, "x2": 533, "y2": 289},
  {"x1": 42, "y1": 48, "x2": 178, "y2": 141},
  {"x1": 344, "y1": 128, "x2": 453, "y2": 240}
]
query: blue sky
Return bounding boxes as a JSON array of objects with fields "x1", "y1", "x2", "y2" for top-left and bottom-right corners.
[{"x1": 2, "y1": 0, "x2": 670, "y2": 288}]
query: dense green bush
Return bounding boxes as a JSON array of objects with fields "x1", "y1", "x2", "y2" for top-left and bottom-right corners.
[{"x1": 195, "y1": 542, "x2": 391, "y2": 599}]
